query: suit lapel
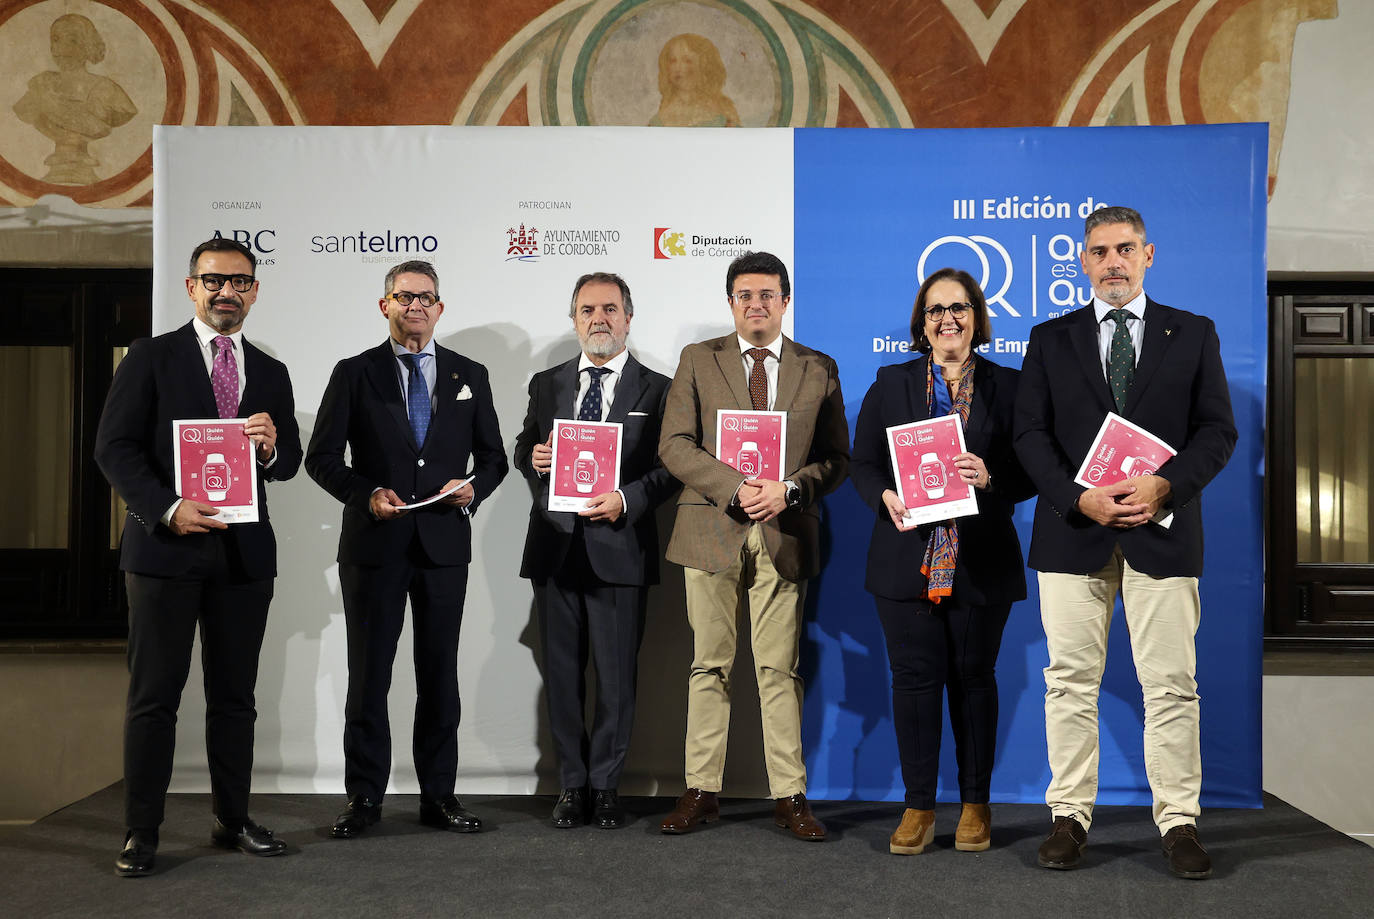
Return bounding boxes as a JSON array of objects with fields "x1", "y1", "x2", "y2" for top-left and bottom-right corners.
[
  {"x1": 428, "y1": 346, "x2": 461, "y2": 441},
  {"x1": 1070, "y1": 307, "x2": 1115, "y2": 412},
  {"x1": 904, "y1": 355, "x2": 932, "y2": 422},
  {"x1": 238, "y1": 337, "x2": 260, "y2": 415},
  {"x1": 1124, "y1": 299, "x2": 1177, "y2": 416},
  {"x1": 965, "y1": 356, "x2": 996, "y2": 450},
  {"x1": 177, "y1": 322, "x2": 219, "y2": 417},
  {"x1": 713, "y1": 336, "x2": 752, "y2": 409},
  {"x1": 551, "y1": 356, "x2": 579, "y2": 421},
  {"x1": 774, "y1": 337, "x2": 802, "y2": 412},
  {"x1": 605, "y1": 354, "x2": 643, "y2": 422},
  {"x1": 364, "y1": 341, "x2": 418, "y2": 452}
]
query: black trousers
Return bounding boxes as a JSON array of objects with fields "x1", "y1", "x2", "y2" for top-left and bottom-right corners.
[
  {"x1": 875, "y1": 596, "x2": 1011, "y2": 810},
  {"x1": 339, "y1": 542, "x2": 468, "y2": 802},
  {"x1": 535, "y1": 533, "x2": 646, "y2": 790},
  {"x1": 124, "y1": 534, "x2": 272, "y2": 832}
]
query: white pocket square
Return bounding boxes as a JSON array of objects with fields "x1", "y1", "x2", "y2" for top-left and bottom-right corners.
[
  {"x1": 628, "y1": 411, "x2": 648, "y2": 416},
  {"x1": 456, "y1": 385, "x2": 473, "y2": 400}
]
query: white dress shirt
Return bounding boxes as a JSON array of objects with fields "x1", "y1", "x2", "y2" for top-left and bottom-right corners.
[
  {"x1": 737, "y1": 333, "x2": 782, "y2": 410},
  {"x1": 1093, "y1": 290, "x2": 1148, "y2": 377},
  {"x1": 390, "y1": 336, "x2": 438, "y2": 415},
  {"x1": 573, "y1": 349, "x2": 629, "y2": 420}
]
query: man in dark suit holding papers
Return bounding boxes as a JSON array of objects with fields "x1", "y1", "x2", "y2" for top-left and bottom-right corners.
[
  {"x1": 514, "y1": 272, "x2": 675, "y2": 829},
  {"x1": 306, "y1": 259, "x2": 507, "y2": 839},
  {"x1": 1014, "y1": 206, "x2": 1237, "y2": 879},
  {"x1": 95, "y1": 236, "x2": 301, "y2": 876},
  {"x1": 656, "y1": 251, "x2": 849, "y2": 841}
]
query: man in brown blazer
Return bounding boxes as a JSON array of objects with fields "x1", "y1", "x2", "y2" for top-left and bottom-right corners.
[{"x1": 657, "y1": 251, "x2": 849, "y2": 841}]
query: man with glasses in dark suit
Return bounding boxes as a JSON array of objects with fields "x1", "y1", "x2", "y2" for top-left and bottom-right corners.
[
  {"x1": 96, "y1": 237, "x2": 301, "y2": 876},
  {"x1": 307, "y1": 259, "x2": 508, "y2": 839}
]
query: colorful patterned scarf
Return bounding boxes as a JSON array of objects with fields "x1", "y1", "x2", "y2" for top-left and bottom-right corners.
[{"x1": 920, "y1": 354, "x2": 977, "y2": 603}]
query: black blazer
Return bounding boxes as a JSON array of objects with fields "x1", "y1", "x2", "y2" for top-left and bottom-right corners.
[
  {"x1": 850, "y1": 354, "x2": 1034, "y2": 605},
  {"x1": 1013, "y1": 299, "x2": 1237, "y2": 577},
  {"x1": 513, "y1": 353, "x2": 677, "y2": 586},
  {"x1": 305, "y1": 341, "x2": 509, "y2": 567},
  {"x1": 94, "y1": 321, "x2": 302, "y2": 579}
]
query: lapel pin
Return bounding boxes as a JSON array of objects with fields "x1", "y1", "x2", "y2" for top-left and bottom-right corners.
[
  {"x1": 451, "y1": 372, "x2": 459, "y2": 379},
  {"x1": 1165, "y1": 328, "x2": 1173, "y2": 336}
]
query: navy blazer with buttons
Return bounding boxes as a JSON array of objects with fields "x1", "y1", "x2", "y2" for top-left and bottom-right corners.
[
  {"x1": 94, "y1": 321, "x2": 301, "y2": 580},
  {"x1": 850, "y1": 354, "x2": 1034, "y2": 605},
  {"x1": 305, "y1": 340, "x2": 509, "y2": 567},
  {"x1": 1013, "y1": 299, "x2": 1237, "y2": 578}
]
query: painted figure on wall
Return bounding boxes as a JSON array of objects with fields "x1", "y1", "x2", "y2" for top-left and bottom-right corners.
[
  {"x1": 649, "y1": 33, "x2": 740, "y2": 127},
  {"x1": 14, "y1": 14, "x2": 137, "y2": 185}
]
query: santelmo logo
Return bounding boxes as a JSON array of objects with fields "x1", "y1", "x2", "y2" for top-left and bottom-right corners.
[{"x1": 654, "y1": 227, "x2": 685, "y2": 259}]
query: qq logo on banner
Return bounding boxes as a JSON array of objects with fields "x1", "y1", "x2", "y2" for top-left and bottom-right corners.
[{"x1": 917, "y1": 235, "x2": 1017, "y2": 318}]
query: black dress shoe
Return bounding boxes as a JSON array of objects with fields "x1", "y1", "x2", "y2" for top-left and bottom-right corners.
[
  {"x1": 1162, "y1": 824, "x2": 1213, "y2": 879},
  {"x1": 114, "y1": 831, "x2": 157, "y2": 878},
  {"x1": 330, "y1": 795, "x2": 382, "y2": 839},
  {"x1": 551, "y1": 787, "x2": 588, "y2": 828},
  {"x1": 419, "y1": 795, "x2": 482, "y2": 833},
  {"x1": 1037, "y1": 815, "x2": 1087, "y2": 869},
  {"x1": 211, "y1": 817, "x2": 287, "y2": 856},
  {"x1": 593, "y1": 789, "x2": 627, "y2": 829}
]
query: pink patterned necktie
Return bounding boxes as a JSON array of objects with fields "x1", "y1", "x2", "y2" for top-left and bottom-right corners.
[{"x1": 212, "y1": 335, "x2": 239, "y2": 419}]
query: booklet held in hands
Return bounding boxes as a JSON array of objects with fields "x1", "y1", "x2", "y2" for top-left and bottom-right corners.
[
  {"x1": 716, "y1": 410, "x2": 786, "y2": 480},
  {"x1": 886, "y1": 414, "x2": 979, "y2": 528},
  {"x1": 173, "y1": 419, "x2": 259, "y2": 523},
  {"x1": 1074, "y1": 412, "x2": 1177, "y2": 527},
  {"x1": 549, "y1": 419, "x2": 623, "y2": 512}
]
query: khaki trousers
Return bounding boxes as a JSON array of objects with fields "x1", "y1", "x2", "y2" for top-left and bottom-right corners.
[
  {"x1": 682, "y1": 524, "x2": 807, "y2": 799},
  {"x1": 1038, "y1": 546, "x2": 1202, "y2": 834}
]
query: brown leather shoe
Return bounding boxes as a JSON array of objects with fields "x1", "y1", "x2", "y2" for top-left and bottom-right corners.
[
  {"x1": 773, "y1": 793, "x2": 827, "y2": 841},
  {"x1": 954, "y1": 803, "x2": 991, "y2": 851},
  {"x1": 1162, "y1": 824, "x2": 1212, "y2": 879},
  {"x1": 1037, "y1": 815, "x2": 1087, "y2": 869},
  {"x1": 659, "y1": 788, "x2": 719, "y2": 834},
  {"x1": 889, "y1": 808, "x2": 935, "y2": 855}
]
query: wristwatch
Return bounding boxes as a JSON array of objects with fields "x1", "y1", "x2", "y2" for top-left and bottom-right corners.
[{"x1": 784, "y1": 479, "x2": 801, "y2": 507}]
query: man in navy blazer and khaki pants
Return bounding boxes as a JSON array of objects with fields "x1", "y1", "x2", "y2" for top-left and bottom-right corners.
[
  {"x1": 514, "y1": 272, "x2": 676, "y2": 830},
  {"x1": 307, "y1": 259, "x2": 508, "y2": 838},
  {"x1": 96, "y1": 237, "x2": 301, "y2": 876},
  {"x1": 1014, "y1": 206, "x2": 1237, "y2": 879}
]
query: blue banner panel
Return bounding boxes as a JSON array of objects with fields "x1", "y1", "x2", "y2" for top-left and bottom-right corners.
[{"x1": 793, "y1": 125, "x2": 1266, "y2": 807}]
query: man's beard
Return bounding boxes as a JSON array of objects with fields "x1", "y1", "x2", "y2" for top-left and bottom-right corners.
[
  {"x1": 206, "y1": 299, "x2": 242, "y2": 330},
  {"x1": 581, "y1": 328, "x2": 625, "y2": 358},
  {"x1": 1093, "y1": 276, "x2": 1133, "y2": 305}
]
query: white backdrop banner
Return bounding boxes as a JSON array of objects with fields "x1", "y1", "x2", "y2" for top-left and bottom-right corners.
[{"x1": 153, "y1": 125, "x2": 794, "y2": 794}]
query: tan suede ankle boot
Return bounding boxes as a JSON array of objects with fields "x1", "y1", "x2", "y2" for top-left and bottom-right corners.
[
  {"x1": 955, "y1": 803, "x2": 991, "y2": 851},
  {"x1": 889, "y1": 808, "x2": 936, "y2": 855}
]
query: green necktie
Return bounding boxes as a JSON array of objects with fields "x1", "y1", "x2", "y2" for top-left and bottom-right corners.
[{"x1": 1106, "y1": 308, "x2": 1135, "y2": 412}]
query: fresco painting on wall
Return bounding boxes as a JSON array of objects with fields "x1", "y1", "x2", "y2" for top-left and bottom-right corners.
[{"x1": 0, "y1": 0, "x2": 1345, "y2": 200}]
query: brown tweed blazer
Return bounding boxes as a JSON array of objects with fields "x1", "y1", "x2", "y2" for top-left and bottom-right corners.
[{"x1": 658, "y1": 334, "x2": 849, "y2": 580}]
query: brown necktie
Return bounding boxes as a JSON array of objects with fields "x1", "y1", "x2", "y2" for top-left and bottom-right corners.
[{"x1": 746, "y1": 348, "x2": 770, "y2": 411}]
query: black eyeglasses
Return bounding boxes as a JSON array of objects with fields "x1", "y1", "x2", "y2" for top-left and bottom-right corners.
[
  {"x1": 388, "y1": 291, "x2": 438, "y2": 307},
  {"x1": 193, "y1": 274, "x2": 256, "y2": 292},
  {"x1": 925, "y1": 302, "x2": 971, "y2": 321}
]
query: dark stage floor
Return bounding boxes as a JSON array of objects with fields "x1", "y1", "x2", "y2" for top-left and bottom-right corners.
[{"x1": 2, "y1": 786, "x2": 1370, "y2": 918}]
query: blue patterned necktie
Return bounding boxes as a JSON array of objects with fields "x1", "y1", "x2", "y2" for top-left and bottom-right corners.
[
  {"x1": 578, "y1": 367, "x2": 611, "y2": 421},
  {"x1": 1106, "y1": 308, "x2": 1135, "y2": 412},
  {"x1": 399, "y1": 353, "x2": 431, "y2": 444}
]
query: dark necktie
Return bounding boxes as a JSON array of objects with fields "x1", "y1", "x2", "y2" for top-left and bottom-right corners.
[
  {"x1": 578, "y1": 367, "x2": 611, "y2": 421},
  {"x1": 1106, "y1": 308, "x2": 1135, "y2": 412},
  {"x1": 399, "y1": 353, "x2": 431, "y2": 444},
  {"x1": 211, "y1": 335, "x2": 238, "y2": 419},
  {"x1": 746, "y1": 348, "x2": 771, "y2": 411}
]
